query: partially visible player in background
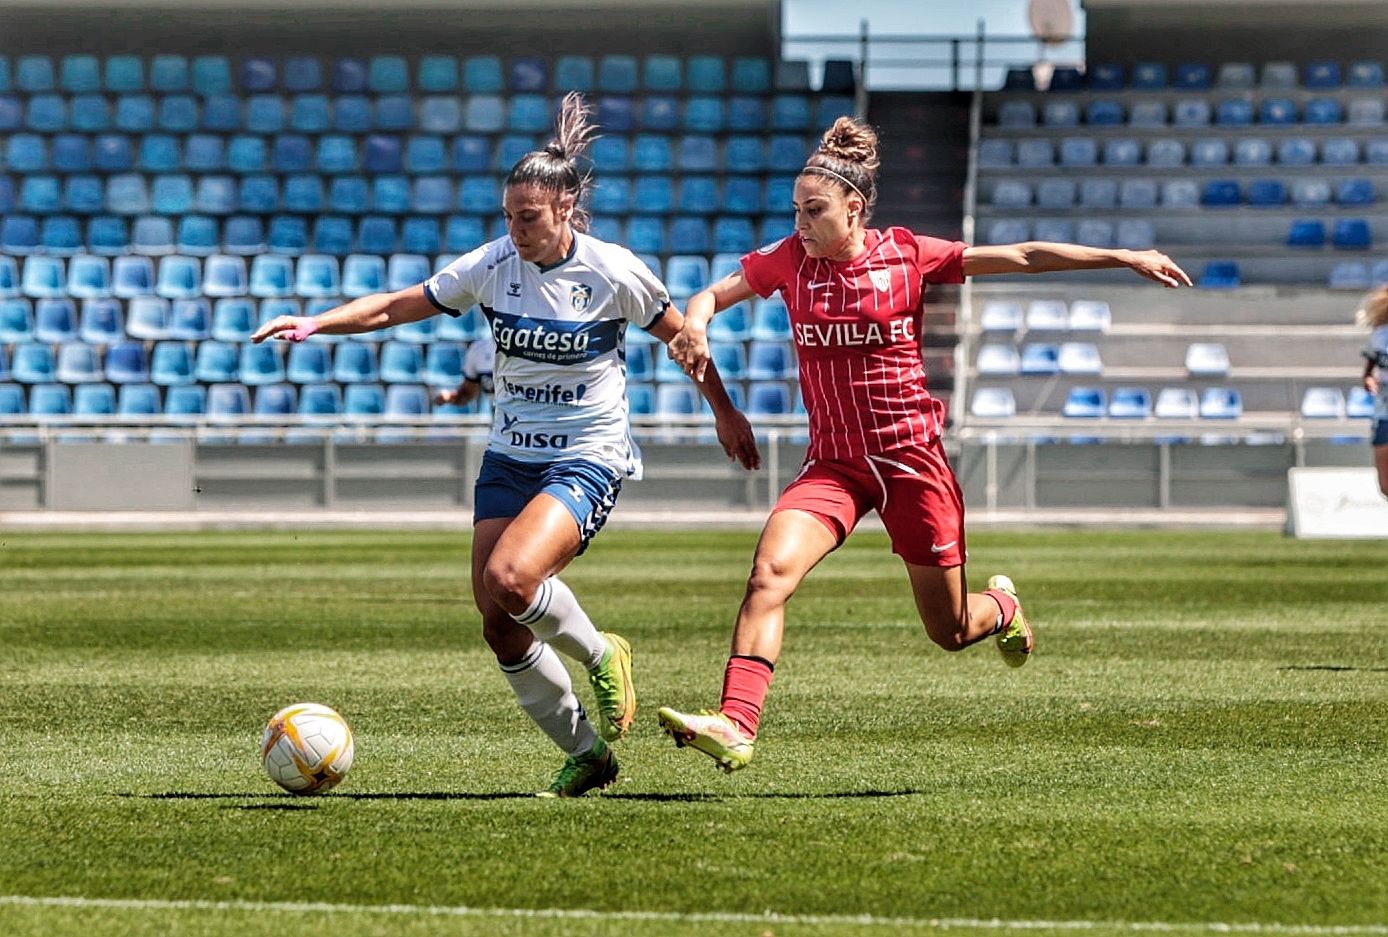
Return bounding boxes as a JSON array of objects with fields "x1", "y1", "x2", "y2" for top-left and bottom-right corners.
[
  {"x1": 1358, "y1": 287, "x2": 1388, "y2": 498},
  {"x1": 254, "y1": 93, "x2": 760, "y2": 797},
  {"x1": 657, "y1": 116, "x2": 1192, "y2": 774},
  {"x1": 434, "y1": 334, "x2": 496, "y2": 410}
]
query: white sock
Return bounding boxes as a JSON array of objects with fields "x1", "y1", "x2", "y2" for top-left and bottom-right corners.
[
  {"x1": 513, "y1": 577, "x2": 607, "y2": 670},
  {"x1": 499, "y1": 641, "x2": 597, "y2": 758}
]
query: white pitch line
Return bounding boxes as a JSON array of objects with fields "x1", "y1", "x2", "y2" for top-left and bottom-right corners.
[{"x1": 1, "y1": 895, "x2": 1387, "y2": 935}]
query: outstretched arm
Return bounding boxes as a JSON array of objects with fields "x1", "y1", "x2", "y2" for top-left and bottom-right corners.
[
  {"x1": 649, "y1": 307, "x2": 762, "y2": 470},
  {"x1": 962, "y1": 242, "x2": 1193, "y2": 288},
  {"x1": 251, "y1": 284, "x2": 440, "y2": 343}
]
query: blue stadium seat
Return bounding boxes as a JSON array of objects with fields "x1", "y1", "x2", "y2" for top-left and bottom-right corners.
[
  {"x1": 77, "y1": 298, "x2": 122, "y2": 344},
  {"x1": 590, "y1": 136, "x2": 628, "y2": 173},
  {"x1": 199, "y1": 94, "x2": 240, "y2": 132},
  {"x1": 417, "y1": 55, "x2": 457, "y2": 93},
  {"x1": 113, "y1": 94, "x2": 154, "y2": 132},
  {"x1": 642, "y1": 54, "x2": 681, "y2": 92},
  {"x1": 60, "y1": 54, "x2": 100, "y2": 93},
  {"x1": 149, "y1": 341, "x2": 194, "y2": 386},
  {"x1": 193, "y1": 340, "x2": 238, "y2": 383},
  {"x1": 1334, "y1": 218, "x2": 1372, "y2": 249},
  {"x1": 250, "y1": 254, "x2": 294, "y2": 297},
  {"x1": 750, "y1": 298, "x2": 791, "y2": 342},
  {"x1": 375, "y1": 95, "x2": 414, "y2": 132},
  {"x1": 105, "y1": 340, "x2": 150, "y2": 383},
  {"x1": 676, "y1": 176, "x2": 716, "y2": 215},
  {"x1": 1107, "y1": 387, "x2": 1153, "y2": 419},
  {"x1": 70, "y1": 95, "x2": 110, "y2": 132},
  {"x1": 367, "y1": 55, "x2": 408, "y2": 93},
  {"x1": 163, "y1": 384, "x2": 206, "y2": 418},
  {"x1": 1246, "y1": 179, "x2": 1286, "y2": 207},
  {"x1": 458, "y1": 177, "x2": 499, "y2": 214},
  {"x1": 19, "y1": 174, "x2": 59, "y2": 214},
  {"x1": 340, "y1": 383, "x2": 383, "y2": 416},
  {"x1": 27, "y1": 94, "x2": 67, "y2": 132},
  {"x1": 328, "y1": 95, "x2": 368, "y2": 133},
  {"x1": 117, "y1": 383, "x2": 162, "y2": 417},
  {"x1": 1329, "y1": 261, "x2": 1372, "y2": 290},
  {"x1": 551, "y1": 54, "x2": 593, "y2": 92},
  {"x1": 379, "y1": 341, "x2": 423, "y2": 383},
  {"x1": 165, "y1": 298, "x2": 209, "y2": 341},
  {"x1": 195, "y1": 176, "x2": 236, "y2": 215},
  {"x1": 998, "y1": 101, "x2": 1035, "y2": 128},
  {"x1": 239, "y1": 343, "x2": 285, "y2": 386},
  {"x1": 65, "y1": 255, "x2": 110, "y2": 300},
  {"x1": 1199, "y1": 387, "x2": 1243, "y2": 419},
  {"x1": 444, "y1": 215, "x2": 485, "y2": 252},
  {"x1": 1062, "y1": 386, "x2": 1106, "y2": 418},
  {"x1": 0, "y1": 255, "x2": 15, "y2": 298},
  {"x1": 397, "y1": 219, "x2": 437, "y2": 256},
  {"x1": 730, "y1": 56, "x2": 770, "y2": 94},
  {"x1": 325, "y1": 176, "x2": 366, "y2": 214},
  {"x1": 1300, "y1": 60, "x2": 1340, "y2": 89},
  {"x1": 313, "y1": 216, "x2": 354, "y2": 254},
  {"x1": 404, "y1": 134, "x2": 446, "y2": 173},
  {"x1": 592, "y1": 176, "x2": 631, "y2": 215},
  {"x1": 334, "y1": 343, "x2": 379, "y2": 383},
  {"x1": 251, "y1": 382, "x2": 297, "y2": 416},
  {"x1": 410, "y1": 176, "x2": 452, "y2": 214},
  {"x1": 1349, "y1": 98, "x2": 1385, "y2": 126},
  {"x1": 1305, "y1": 97, "x2": 1343, "y2": 124},
  {"x1": 12, "y1": 342, "x2": 55, "y2": 384},
  {"x1": 1173, "y1": 62, "x2": 1212, "y2": 90},
  {"x1": 1, "y1": 216, "x2": 39, "y2": 255},
  {"x1": 1130, "y1": 62, "x2": 1167, "y2": 90},
  {"x1": 1200, "y1": 179, "x2": 1241, "y2": 207},
  {"x1": 637, "y1": 94, "x2": 678, "y2": 132},
  {"x1": 0, "y1": 297, "x2": 33, "y2": 343},
  {"x1": 8, "y1": 134, "x2": 48, "y2": 172},
  {"x1": 664, "y1": 255, "x2": 710, "y2": 300},
  {"x1": 341, "y1": 254, "x2": 385, "y2": 297},
  {"x1": 16, "y1": 55, "x2": 54, "y2": 92},
  {"x1": 724, "y1": 136, "x2": 765, "y2": 174},
  {"x1": 331, "y1": 57, "x2": 368, "y2": 94},
  {"x1": 1079, "y1": 178, "x2": 1118, "y2": 209},
  {"x1": 298, "y1": 383, "x2": 342, "y2": 417},
  {"x1": 462, "y1": 55, "x2": 503, "y2": 93},
  {"x1": 211, "y1": 298, "x2": 256, "y2": 342},
  {"x1": 26, "y1": 383, "x2": 71, "y2": 419},
  {"x1": 294, "y1": 254, "x2": 340, "y2": 297},
  {"x1": 745, "y1": 341, "x2": 795, "y2": 381},
  {"x1": 654, "y1": 384, "x2": 699, "y2": 417},
  {"x1": 769, "y1": 95, "x2": 810, "y2": 131},
  {"x1": 1287, "y1": 219, "x2": 1326, "y2": 248},
  {"x1": 632, "y1": 135, "x2": 673, "y2": 172},
  {"x1": 158, "y1": 95, "x2": 199, "y2": 133},
  {"x1": 222, "y1": 135, "x2": 265, "y2": 174},
  {"x1": 684, "y1": 96, "x2": 724, "y2": 133},
  {"x1": 625, "y1": 217, "x2": 665, "y2": 255}
]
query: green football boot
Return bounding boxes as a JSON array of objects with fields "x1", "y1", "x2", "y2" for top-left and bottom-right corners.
[
  {"x1": 988, "y1": 574, "x2": 1034, "y2": 668},
  {"x1": 657, "y1": 706, "x2": 754, "y2": 774},
  {"x1": 536, "y1": 737, "x2": 618, "y2": 798},
  {"x1": 587, "y1": 632, "x2": 636, "y2": 742}
]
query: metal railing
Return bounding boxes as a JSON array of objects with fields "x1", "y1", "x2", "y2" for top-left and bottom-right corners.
[{"x1": 782, "y1": 23, "x2": 1085, "y2": 93}]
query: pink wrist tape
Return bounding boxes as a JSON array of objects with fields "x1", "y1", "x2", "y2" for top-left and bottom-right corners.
[{"x1": 285, "y1": 317, "x2": 321, "y2": 342}]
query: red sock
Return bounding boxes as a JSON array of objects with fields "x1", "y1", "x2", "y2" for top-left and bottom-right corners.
[
  {"x1": 983, "y1": 588, "x2": 1018, "y2": 633},
  {"x1": 720, "y1": 656, "x2": 774, "y2": 739}
]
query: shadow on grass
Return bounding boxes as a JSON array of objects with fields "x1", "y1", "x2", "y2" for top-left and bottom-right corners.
[
  {"x1": 1279, "y1": 665, "x2": 1388, "y2": 673},
  {"x1": 127, "y1": 789, "x2": 924, "y2": 803}
]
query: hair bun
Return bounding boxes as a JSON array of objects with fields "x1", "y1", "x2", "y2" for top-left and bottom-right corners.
[{"x1": 816, "y1": 116, "x2": 880, "y2": 173}]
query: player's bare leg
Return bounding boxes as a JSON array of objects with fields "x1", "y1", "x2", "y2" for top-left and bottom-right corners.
[{"x1": 905, "y1": 563, "x2": 1032, "y2": 666}]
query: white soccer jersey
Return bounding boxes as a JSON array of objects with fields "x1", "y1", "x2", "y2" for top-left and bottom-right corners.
[
  {"x1": 1367, "y1": 325, "x2": 1388, "y2": 419},
  {"x1": 425, "y1": 232, "x2": 670, "y2": 476},
  {"x1": 462, "y1": 335, "x2": 495, "y2": 393}
]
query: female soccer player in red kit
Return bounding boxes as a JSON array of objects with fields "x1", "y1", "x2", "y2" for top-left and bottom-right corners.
[{"x1": 657, "y1": 116, "x2": 1192, "y2": 772}]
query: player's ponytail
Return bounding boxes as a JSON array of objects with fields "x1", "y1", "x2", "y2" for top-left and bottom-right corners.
[
  {"x1": 505, "y1": 91, "x2": 595, "y2": 232},
  {"x1": 802, "y1": 116, "x2": 881, "y2": 222}
]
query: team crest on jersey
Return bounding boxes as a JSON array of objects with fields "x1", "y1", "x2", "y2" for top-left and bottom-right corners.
[
  {"x1": 569, "y1": 284, "x2": 593, "y2": 312},
  {"x1": 869, "y1": 269, "x2": 892, "y2": 292}
]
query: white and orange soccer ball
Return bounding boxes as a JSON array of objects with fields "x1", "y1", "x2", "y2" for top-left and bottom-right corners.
[{"x1": 259, "y1": 703, "x2": 355, "y2": 795}]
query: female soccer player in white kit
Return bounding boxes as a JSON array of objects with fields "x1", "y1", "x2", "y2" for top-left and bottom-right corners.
[
  {"x1": 1358, "y1": 287, "x2": 1388, "y2": 498},
  {"x1": 254, "y1": 93, "x2": 760, "y2": 796},
  {"x1": 657, "y1": 116, "x2": 1191, "y2": 773}
]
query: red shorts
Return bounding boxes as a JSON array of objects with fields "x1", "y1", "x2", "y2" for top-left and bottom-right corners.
[{"x1": 772, "y1": 437, "x2": 966, "y2": 567}]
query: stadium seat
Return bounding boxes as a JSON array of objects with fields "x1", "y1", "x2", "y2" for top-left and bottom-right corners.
[
  {"x1": 1186, "y1": 342, "x2": 1231, "y2": 376},
  {"x1": 1247, "y1": 179, "x2": 1286, "y2": 207},
  {"x1": 1191, "y1": 138, "x2": 1228, "y2": 166},
  {"x1": 664, "y1": 255, "x2": 710, "y2": 299},
  {"x1": 1062, "y1": 386, "x2": 1106, "y2": 418},
  {"x1": 1058, "y1": 342, "x2": 1103, "y2": 375},
  {"x1": 976, "y1": 344, "x2": 1021, "y2": 376},
  {"x1": 1199, "y1": 388, "x2": 1243, "y2": 419},
  {"x1": 105, "y1": 340, "x2": 149, "y2": 383},
  {"x1": 53, "y1": 341, "x2": 102, "y2": 384},
  {"x1": 1300, "y1": 387, "x2": 1346, "y2": 419},
  {"x1": 66, "y1": 255, "x2": 111, "y2": 300},
  {"x1": 22, "y1": 256, "x2": 65, "y2": 299},
  {"x1": 1347, "y1": 386, "x2": 1375, "y2": 418},
  {"x1": 0, "y1": 298, "x2": 34, "y2": 344},
  {"x1": 297, "y1": 383, "x2": 342, "y2": 418},
  {"x1": 707, "y1": 302, "x2": 751, "y2": 343},
  {"x1": 970, "y1": 387, "x2": 1016, "y2": 418},
  {"x1": 1329, "y1": 261, "x2": 1372, "y2": 290},
  {"x1": 238, "y1": 342, "x2": 285, "y2": 386},
  {"x1": 1291, "y1": 179, "x2": 1332, "y2": 207},
  {"x1": 149, "y1": 341, "x2": 194, "y2": 386},
  {"x1": 1128, "y1": 101, "x2": 1166, "y2": 127},
  {"x1": 117, "y1": 383, "x2": 162, "y2": 417},
  {"x1": 1102, "y1": 139, "x2": 1139, "y2": 167},
  {"x1": 1019, "y1": 343, "x2": 1059, "y2": 375},
  {"x1": 333, "y1": 343, "x2": 379, "y2": 383},
  {"x1": 1287, "y1": 219, "x2": 1327, "y2": 248},
  {"x1": 1154, "y1": 387, "x2": 1198, "y2": 419},
  {"x1": 1108, "y1": 387, "x2": 1153, "y2": 419},
  {"x1": 162, "y1": 384, "x2": 206, "y2": 419},
  {"x1": 1201, "y1": 179, "x2": 1241, "y2": 206},
  {"x1": 195, "y1": 341, "x2": 237, "y2": 385},
  {"x1": 250, "y1": 255, "x2": 294, "y2": 297}
]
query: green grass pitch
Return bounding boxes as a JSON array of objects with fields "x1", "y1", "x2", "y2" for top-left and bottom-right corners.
[{"x1": 0, "y1": 528, "x2": 1385, "y2": 937}]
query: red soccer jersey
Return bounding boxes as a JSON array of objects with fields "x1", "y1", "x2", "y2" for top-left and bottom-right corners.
[{"x1": 740, "y1": 227, "x2": 967, "y2": 460}]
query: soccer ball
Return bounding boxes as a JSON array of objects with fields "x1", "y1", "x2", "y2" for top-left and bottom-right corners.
[{"x1": 260, "y1": 702, "x2": 355, "y2": 795}]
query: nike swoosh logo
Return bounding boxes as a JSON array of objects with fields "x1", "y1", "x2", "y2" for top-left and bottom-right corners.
[
  {"x1": 807, "y1": 281, "x2": 833, "y2": 289},
  {"x1": 930, "y1": 541, "x2": 957, "y2": 554}
]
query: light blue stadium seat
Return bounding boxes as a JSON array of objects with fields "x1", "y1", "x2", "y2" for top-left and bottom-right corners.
[
  {"x1": 12, "y1": 342, "x2": 55, "y2": 383},
  {"x1": 444, "y1": 215, "x2": 485, "y2": 253},
  {"x1": 1216, "y1": 98, "x2": 1253, "y2": 126},
  {"x1": 225, "y1": 136, "x2": 266, "y2": 174},
  {"x1": 340, "y1": 254, "x2": 385, "y2": 297},
  {"x1": 1199, "y1": 388, "x2": 1243, "y2": 419},
  {"x1": 1016, "y1": 139, "x2": 1053, "y2": 167},
  {"x1": 1346, "y1": 385, "x2": 1375, "y2": 418},
  {"x1": 332, "y1": 95, "x2": 371, "y2": 133},
  {"x1": 205, "y1": 383, "x2": 250, "y2": 417},
  {"x1": 625, "y1": 217, "x2": 665, "y2": 254},
  {"x1": 1116, "y1": 219, "x2": 1156, "y2": 249},
  {"x1": 419, "y1": 342, "x2": 462, "y2": 386},
  {"x1": 166, "y1": 298, "x2": 209, "y2": 341},
  {"x1": 7, "y1": 133, "x2": 47, "y2": 173},
  {"x1": 1190, "y1": 138, "x2": 1228, "y2": 166},
  {"x1": 27, "y1": 94, "x2": 67, "y2": 132},
  {"x1": 742, "y1": 381, "x2": 789, "y2": 416},
  {"x1": 977, "y1": 138, "x2": 1012, "y2": 168},
  {"x1": 312, "y1": 216, "x2": 354, "y2": 254},
  {"x1": 1329, "y1": 260, "x2": 1372, "y2": 290},
  {"x1": 454, "y1": 177, "x2": 496, "y2": 214},
  {"x1": 1062, "y1": 386, "x2": 1106, "y2": 418},
  {"x1": 116, "y1": 383, "x2": 161, "y2": 416},
  {"x1": 770, "y1": 94, "x2": 810, "y2": 131},
  {"x1": 1128, "y1": 100, "x2": 1166, "y2": 127},
  {"x1": 250, "y1": 254, "x2": 294, "y2": 297},
  {"x1": 211, "y1": 298, "x2": 256, "y2": 342},
  {"x1": 152, "y1": 255, "x2": 200, "y2": 300},
  {"x1": 400, "y1": 218, "x2": 439, "y2": 256},
  {"x1": 1076, "y1": 219, "x2": 1115, "y2": 248},
  {"x1": 77, "y1": 298, "x2": 122, "y2": 344},
  {"x1": 264, "y1": 215, "x2": 306, "y2": 253},
  {"x1": 27, "y1": 383, "x2": 71, "y2": 418},
  {"x1": 163, "y1": 383, "x2": 206, "y2": 418},
  {"x1": 66, "y1": 255, "x2": 110, "y2": 299},
  {"x1": 1048, "y1": 100, "x2": 1083, "y2": 126},
  {"x1": 0, "y1": 256, "x2": 16, "y2": 298},
  {"x1": 676, "y1": 176, "x2": 716, "y2": 214},
  {"x1": 55, "y1": 342, "x2": 103, "y2": 384},
  {"x1": 624, "y1": 344, "x2": 655, "y2": 383},
  {"x1": 251, "y1": 382, "x2": 296, "y2": 416},
  {"x1": 1300, "y1": 387, "x2": 1346, "y2": 419},
  {"x1": 339, "y1": 383, "x2": 383, "y2": 416},
  {"x1": 591, "y1": 176, "x2": 631, "y2": 215},
  {"x1": 1347, "y1": 60, "x2": 1384, "y2": 88},
  {"x1": 1186, "y1": 342, "x2": 1230, "y2": 375},
  {"x1": 1036, "y1": 179, "x2": 1076, "y2": 209},
  {"x1": 149, "y1": 341, "x2": 194, "y2": 386},
  {"x1": 284, "y1": 342, "x2": 330, "y2": 384},
  {"x1": 1228, "y1": 137, "x2": 1270, "y2": 166},
  {"x1": 456, "y1": 54, "x2": 502, "y2": 93},
  {"x1": 195, "y1": 176, "x2": 236, "y2": 215},
  {"x1": 58, "y1": 54, "x2": 99, "y2": 93},
  {"x1": 625, "y1": 382, "x2": 655, "y2": 416},
  {"x1": 664, "y1": 255, "x2": 710, "y2": 299},
  {"x1": 0, "y1": 298, "x2": 33, "y2": 343},
  {"x1": 105, "y1": 340, "x2": 149, "y2": 383},
  {"x1": 158, "y1": 94, "x2": 199, "y2": 133},
  {"x1": 1336, "y1": 178, "x2": 1375, "y2": 205},
  {"x1": 21, "y1": 256, "x2": 65, "y2": 299},
  {"x1": 382, "y1": 253, "x2": 429, "y2": 293},
  {"x1": 1323, "y1": 137, "x2": 1361, "y2": 165},
  {"x1": 1173, "y1": 99, "x2": 1210, "y2": 127},
  {"x1": 106, "y1": 173, "x2": 149, "y2": 215},
  {"x1": 713, "y1": 217, "x2": 754, "y2": 253},
  {"x1": 1020, "y1": 343, "x2": 1059, "y2": 375},
  {"x1": 707, "y1": 302, "x2": 751, "y2": 343},
  {"x1": 16, "y1": 55, "x2": 54, "y2": 92},
  {"x1": 1287, "y1": 218, "x2": 1326, "y2": 247},
  {"x1": 976, "y1": 343, "x2": 1021, "y2": 376},
  {"x1": 461, "y1": 94, "x2": 504, "y2": 133},
  {"x1": 52, "y1": 134, "x2": 90, "y2": 173},
  {"x1": 21, "y1": 175, "x2": 61, "y2": 214},
  {"x1": 1305, "y1": 97, "x2": 1343, "y2": 124},
  {"x1": 109, "y1": 255, "x2": 153, "y2": 300},
  {"x1": 1102, "y1": 138, "x2": 1140, "y2": 166},
  {"x1": 382, "y1": 384, "x2": 430, "y2": 420},
  {"x1": 202, "y1": 94, "x2": 241, "y2": 132},
  {"x1": 746, "y1": 341, "x2": 795, "y2": 381},
  {"x1": 970, "y1": 387, "x2": 1016, "y2": 418},
  {"x1": 1080, "y1": 178, "x2": 1118, "y2": 209},
  {"x1": 292, "y1": 254, "x2": 338, "y2": 297},
  {"x1": 1033, "y1": 219, "x2": 1075, "y2": 242},
  {"x1": 1291, "y1": 178, "x2": 1332, "y2": 207},
  {"x1": 325, "y1": 176, "x2": 367, "y2": 214},
  {"x1": 986, "y1": 219, "x2": 1029, "y2": 244},
  {"x1": 365, "y1": 55, "x2": 408, "y2": 94},
  {"x1": 683, "y1": 95, "x2": 724, "y2": 133},
  {"x1": 1, "y1": 216, "x2": 38, "y2": 255},
  {"x1": 60, "y1": 177, "x2": 101, "y2": 216},
  {"x1": 238, "y1": 342, "x2": 285, "y2": 385},
  {"x1": 221, "y1": 216, "x2": 264, "y2": 255},
  {"x1": 654, "y1": 383, "x2": 700, "y2": 417},
  {"x1": 295, "y1": 383, "x2": 341, "y2": 418},
  {"x1": 333, "y1": 343, "x2": 379, "y2": 383}
]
